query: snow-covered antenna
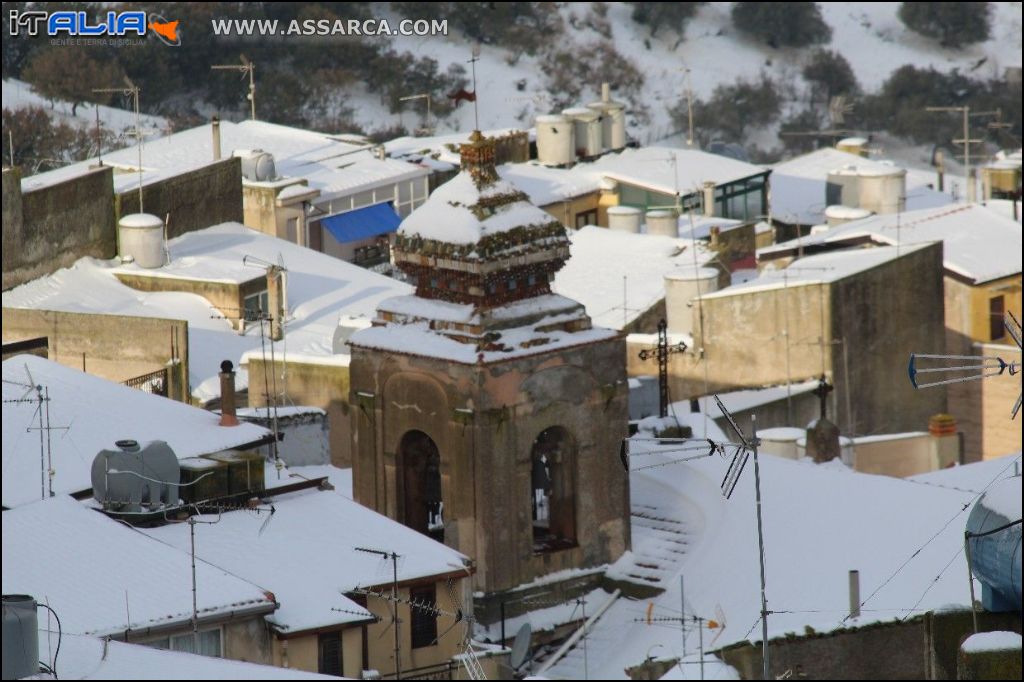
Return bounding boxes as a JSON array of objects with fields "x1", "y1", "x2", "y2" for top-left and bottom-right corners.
[
  {"x1": 909, "y1": 311, "x2": 1022, "y2": 419},
  {"x1": 212, "y1": 54, "x2": 256, "y2": 120}
]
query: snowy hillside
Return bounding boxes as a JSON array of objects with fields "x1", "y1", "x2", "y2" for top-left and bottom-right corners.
[
  {"x1": 2, "y1": 77, "x2": 170, "y2": 140},
  {"x1": 361, "y1": 2, "x2": 1022, "y2": 144}
]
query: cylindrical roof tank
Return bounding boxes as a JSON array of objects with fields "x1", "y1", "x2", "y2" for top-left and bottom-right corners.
[
  {"x1": 2, "y1": 595, "x2": 39, "y2": 681},
  {"x1": 966, "y1": 477, "x2": 1022, "y2": 612},
  {"x1": 607, "y1": 205, "x2": 642, "y2": 233},
  {"x1": 664, "y1": 266, "x2": 719, "y2": 335},
  {"x1": 857, "y1": 166, "x2": 906, "y2": 214},
  {"x1": 645, "y1": 210, "x2": 678, "y2": 238},
  {"x1": 118, "y1": 213, "x2": 165, "y2": 269},
  {"x1": 824, "y1": 205, "x2": 873, "y2": 227},
  {"x1": 535, "y1": 114, "x2": 575, "y2": 166},
  {"x1": 756, "y1": 427, "x2": 806, "y2": 460}
]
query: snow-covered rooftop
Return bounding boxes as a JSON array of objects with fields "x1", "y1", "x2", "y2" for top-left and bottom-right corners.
[
  {"x1": 2, "y1": 496, "x2": 275, "y2": 637},
  {"x1": 498, "y1": 162, "x2": 602, "y2": 207},
  {"x1": 909, "y1": 452, "x2": 1022, "y2": 494},
  {"x1": 2, "y1": 356, "x2": 270, "y2": 508},
  {"x1": 384, "y1": 127, "x2": 529, "y2": 168},
  {"x1": 769, "y1": 147, "x2": 956, "y2": 226},
  {"x1": 2, "y1": 223, "x2": 411, "y2": 403},
  {"x1": 36, "y1": 629, "x2": 337, "y2": 680},
  {"x1": 397, "y1": 171, "x2": 559, "y2": 245},
  {"x1": 759, "y1": 203, "x2": 1023, "y2": 284},
  {"x1": 142, "y1": 487, "x2": 469, "y2": 634},
  {"x1": 676, "y1": 379, "x2": 821, "y2": 419},
  {"x1": 704, "y1": 244, "x2": 929, "y2": 300},
  {"x1": 578, "y1": 146, "x2": 767, "y2": 196},
  {"x1": 545, "y1": 412, "x2": 984, "y2": 678},
  {"x1": 21, "y1": 119, "x2": 426, "y2": 199},
  {"x1": 553, "y1": 226, "x2": 717, "y2": 330}
]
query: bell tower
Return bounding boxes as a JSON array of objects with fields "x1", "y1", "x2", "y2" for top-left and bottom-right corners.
[{"x1": 348, "y1": 131, "x2": 630, "y2": 623}]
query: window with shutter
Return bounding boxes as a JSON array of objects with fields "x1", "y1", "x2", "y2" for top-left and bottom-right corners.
[{"x1": 318, "y1": 632, "x2": 343, "y2": 676}]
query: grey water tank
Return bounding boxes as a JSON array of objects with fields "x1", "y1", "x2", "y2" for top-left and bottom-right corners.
[
  {"x1": 91, "y1": 440, "x2": 180, "y2": 512},
  {"x1": 2, "y1": 595, "x2": 39, "y2": 680},
  {"x1": 966, "y1": 477, "x2": 1022, "y2": 612}
]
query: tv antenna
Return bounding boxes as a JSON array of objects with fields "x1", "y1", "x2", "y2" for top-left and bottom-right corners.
[
  {"x1": 637, "y1": 318, "x2": 688, "y2": 418},
  {"x1": 163, "y1": 502, "x2": 276, "y2": 654},
  {"x1": 93, "y1": 77, "x2": 144, "y2": 212},
  {"x1": 3, "y1": 364, "x2": 69, "y2": 500},
  {"x1": 399, "y1": 93, "x2": 432, "y2": 135},
  {"x1": 468, "y1": 45, "x2": 481, "y2": 130},
  {"x1": 212, "y1": 55, "x2": 256, "y2": 120},
  {"x1": 355, "y1": 547, "x2": 403, "y2": 679},
  {"x1": 909, "y1": 311, "x2": 1021, "y2": 419},
  {"x1": 619, "y1": 397, "x2": 771, "y2": 680}
]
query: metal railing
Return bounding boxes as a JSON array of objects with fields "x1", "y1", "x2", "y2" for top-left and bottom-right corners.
[{"x1": 122, "y1": 368, "x2": 169, "y2": 397}]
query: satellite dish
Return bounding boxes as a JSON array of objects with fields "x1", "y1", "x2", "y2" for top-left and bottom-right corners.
[{"x1": 509, "y1": 622, "x2": 532, "y2": 670}]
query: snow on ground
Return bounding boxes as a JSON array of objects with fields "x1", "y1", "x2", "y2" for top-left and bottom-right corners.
[
  {"x1": 961, "y1": 630, "x2": 1023, "y2": 653},
  {"x1": 3, "y1": 77, "x2": 170, "y2": 138},
  {"x1": 35, "y1": 629, "x2": 336, "y2": 680},
  {"x1": 541, "y1": 412, "x2": 988, "y2": 679},
  {"x1": 341, "y1": 3, "x2": 1021, "y2": 146}
]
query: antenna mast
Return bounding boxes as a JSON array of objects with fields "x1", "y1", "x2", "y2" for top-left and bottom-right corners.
[
  {"x1": 355, "y1": 547, "x2": 402, "y2": 680},
  {"x1": 212, "y1": 55, "x2": 256, "y2": 120},
  {"x1": 93, "y1": 79, "x2": 143, "y2": 211}
]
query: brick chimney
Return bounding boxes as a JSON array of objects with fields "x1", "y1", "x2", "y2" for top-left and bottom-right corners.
[{"x1": 219, "y1": 360, "x2": 239, "y2": 426}]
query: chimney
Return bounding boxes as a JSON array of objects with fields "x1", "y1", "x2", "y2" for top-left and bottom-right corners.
[
  {"x1": 702, "y1": 181, "x2": 716, "y2": 217},
  {"x1": 267, "y1": 266, "x2": 285, "y2": 341},
  {"x1": 601, "y1": 82, "x2": 611, "y2": 103},
  {"x1": 375, "y1": 145, "x2": 386, "y2": 161},
  {"x1": 212, "y1": 116, "x2": 222, "y2": 162},
  {"x1": 848, "y1": 570, "x2": 861, "y2": 619},
  {"x1": 710, "y1": 225, "x2": 721, "y2": 249},
  {"x1": 966, "y1": 168, "x2": 977, "y2": 203},
  {"x1": 219, "y1": 360, "x2": 239, "y2": 426}
]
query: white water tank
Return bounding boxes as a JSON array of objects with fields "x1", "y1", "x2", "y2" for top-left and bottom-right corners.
[
  {"x1": 235, "y1": 149, "x2": 278, "y2": 182},
  {"x1": 607, "y1": 205, "x2": 642, "y2": 233},
  {"x1": 826, "y1": 165, "x2": 860, "y2": 207},
  {"x1": 535, "y1": 114, "x2": 575, "y2": 166},
  {"x1": 756, "y1": 427, "x2": 806, "y2": 460},
  {"x1": 118, "y1": 213, "x2": 165, "y2": 268},
  {"x1": 824, "y1": 205, "x2": 873, "y2": 227},
  {"x1": 645, "y1": 210, "x2": 678, "y2": 238},
  {"x1": 562, "y1": 107, "x2": 603, "y2": 158},
  {"x1": 664, "y1": 266, "x2": 719, "y2": 335},
  {"x1": 857, "y1": 166, "x2": 906, "y2": 214}
]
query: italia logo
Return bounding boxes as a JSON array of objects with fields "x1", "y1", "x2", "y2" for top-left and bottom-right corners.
[{"x1": 8, "y1": 10, "x2": 181, "y2": 46}]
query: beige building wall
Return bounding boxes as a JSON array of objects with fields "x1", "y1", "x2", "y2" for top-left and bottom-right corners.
[
  {"x1": 115, "y1": 272, "x2": 266, "y2": 332},
  {"x1": 272, "y1": 626, "x2": 363, "y2": 678},
  {"x1": 540, "y1": 191, "x2": 600, "y2": 228},
  {"x1": 851, "y1": 433, "x2": 944, "y2": 478},
  {"x1": 244, "y1": 357, "x2": 353, "y2": 466},
  {"x1": 242, "y1": 181, "x2": 315, "y2": 246},
  {"x1": 1, "y1": 308, "x2": 190, "y2": 402}
]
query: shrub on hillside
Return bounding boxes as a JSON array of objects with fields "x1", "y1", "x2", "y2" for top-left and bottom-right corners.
[
  {"x1": 898, "y1": 2, "x2": 991, "y2": 48},
  {"x1": 732, "y1": 2, "x2": 831, "y2": 48}
]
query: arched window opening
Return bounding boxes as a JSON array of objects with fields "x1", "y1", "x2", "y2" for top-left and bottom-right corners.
[
  {"x1": 530, "y1": 426, "x2": 576, "y2": 553},
  {"x1": 399, "y1": 430, "x2": 444, "y2": 543}
]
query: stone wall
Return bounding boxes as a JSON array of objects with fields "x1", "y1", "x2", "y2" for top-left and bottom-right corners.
[
  {"x1": 116, "y1": 158, "x2": 243, "y2": 239},
  {"x1": 3, "y1": 167, "x2": 116, "y2": 290},
  {"x1": 1, "y1": 307, "x2": 189, "y2": 402}
]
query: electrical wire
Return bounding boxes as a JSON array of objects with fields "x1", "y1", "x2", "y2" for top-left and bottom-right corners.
[
  {"x1": 38, "y1": 602, "x2": 62, "y2": 679},
  {"x1": 840, "y1": 454, "x2": 1022, "y2": 627}
]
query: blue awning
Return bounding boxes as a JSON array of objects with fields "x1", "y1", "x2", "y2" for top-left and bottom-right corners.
[{"x1": 321, "y1": 203, "x2": 401, "y2": 244}]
